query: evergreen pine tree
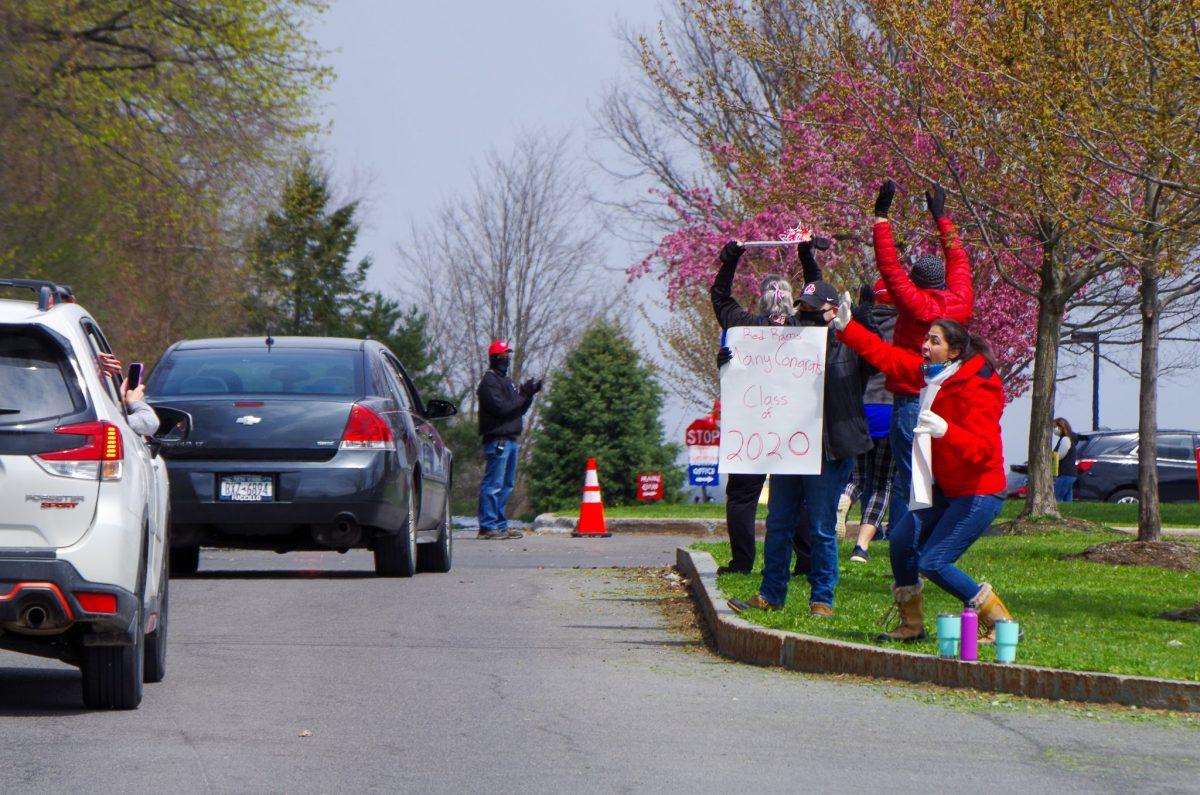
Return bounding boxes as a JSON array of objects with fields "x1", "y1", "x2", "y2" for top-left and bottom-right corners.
[
  {"x1": 248, "y1": 156, "x2": 445, "y2": 398},
  {"x1": 527, "y1": 319, "x2": 681, "y2": 510}
]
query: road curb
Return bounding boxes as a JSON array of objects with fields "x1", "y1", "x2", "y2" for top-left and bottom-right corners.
[
  {"x1": 534, "y1": 513, "x2": 766, "y2": 536},
  {"x1": 676, "y1": 546, "x2": 1200, "y2": 713}
]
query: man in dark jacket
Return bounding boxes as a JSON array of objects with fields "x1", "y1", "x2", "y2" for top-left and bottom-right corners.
[{"x1": 477, "y1": 340, "x2": 542, "y2": 540}]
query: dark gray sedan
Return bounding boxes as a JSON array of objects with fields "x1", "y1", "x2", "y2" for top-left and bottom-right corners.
[{"x1": 147, "y1": 336, "x2": 455, "y2": 577}]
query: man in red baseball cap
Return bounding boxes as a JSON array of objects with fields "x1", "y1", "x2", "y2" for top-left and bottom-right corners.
[{"x1": 476, "y1": 339, "x2": 542, "y2": 539}]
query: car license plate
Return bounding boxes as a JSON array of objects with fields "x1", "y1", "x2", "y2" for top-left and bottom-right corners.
[{"x1": 219, "y1": 475, "x2": 274, "y2": 502}]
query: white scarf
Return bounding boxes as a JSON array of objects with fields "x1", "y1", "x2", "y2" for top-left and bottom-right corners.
[{"x1": 909, "y1": 360, "x2": 962, "y2": 510}]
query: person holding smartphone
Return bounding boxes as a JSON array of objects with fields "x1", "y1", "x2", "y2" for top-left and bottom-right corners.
[
  {"x1": 121, "y1": 361, "x2": 160, "y2": 436},
  {"x1": 98, "y1": 353, "x2": 158, "y2": 436}
]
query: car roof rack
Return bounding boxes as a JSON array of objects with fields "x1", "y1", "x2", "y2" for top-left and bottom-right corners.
[{"x1": 0, "y1": 279, "x2": 76, "y2": 311}]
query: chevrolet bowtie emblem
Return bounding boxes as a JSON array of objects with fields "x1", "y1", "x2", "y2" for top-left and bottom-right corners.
[{"x1": 235, "y1": 415, "x2": 262, "y2": 425}]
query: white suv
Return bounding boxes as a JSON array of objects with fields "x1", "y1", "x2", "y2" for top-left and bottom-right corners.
[{"x1": 0, "y1": 279, "x2": 186, "y2": 709}]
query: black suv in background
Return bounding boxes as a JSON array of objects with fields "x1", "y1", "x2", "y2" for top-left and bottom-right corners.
[{"x1": 1007, "y1": 429, "x2": 1199, "y2": 502}]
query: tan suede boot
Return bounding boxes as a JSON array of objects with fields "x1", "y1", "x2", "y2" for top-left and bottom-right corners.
[
  {"x1": 970, "y1": 582, "x2": 1013, "y2": 645},
  {"x1": 876, "y1": 583, "x2": 927, "y2": 642}
]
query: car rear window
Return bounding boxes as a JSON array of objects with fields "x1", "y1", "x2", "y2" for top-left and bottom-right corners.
[
  {"x1": 0, "y1": 327, "x2": 85, "y2": 425},
  {"x1": 150, "y1": 348, "x2": 364, "y2": 397}
]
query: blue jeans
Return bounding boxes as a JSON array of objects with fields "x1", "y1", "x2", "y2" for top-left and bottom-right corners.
[
  {"x1": 889, "y1": 488, "x2": 1004, "y2": 603},
  {"x1": 478, "y1": 439, "x2": 519, "y2": 532},
  {"x1": 1054, "y1": 476, "x2": 1076, "y2": 502},
  {"x1": 888, "y1": 394, "x2": 921, "y2": 536},
  {"x1": 759, "y1": 457, "x2": 854, "y2": 608}
]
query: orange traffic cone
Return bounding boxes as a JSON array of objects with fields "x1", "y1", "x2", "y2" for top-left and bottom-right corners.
[{"x1": 572, "y1": 457, "x2": 611, "y2": 538}]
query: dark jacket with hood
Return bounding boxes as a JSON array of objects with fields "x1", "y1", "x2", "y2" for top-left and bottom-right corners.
[
  {"x1": 710, "y1": 244, "x2": 874, "y2": 462},
  {"x1": 477, "y1": 364, "x2": 533, "y2": 441}
]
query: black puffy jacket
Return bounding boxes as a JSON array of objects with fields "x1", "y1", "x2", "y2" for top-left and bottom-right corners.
[
  {"x1": 795, "y1": 313, "x2": 875, "y2": 462},
  {"x1": 477, "y1": 368, "x2": 533, "y2": 441}
]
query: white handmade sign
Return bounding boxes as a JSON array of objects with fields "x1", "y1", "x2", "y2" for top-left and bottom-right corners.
[{"x1": 719, "y1": 325, "x2": 827, "y2": 474}]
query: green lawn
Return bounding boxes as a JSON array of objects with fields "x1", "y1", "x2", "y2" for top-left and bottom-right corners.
[
  {"x1": 558, "y1": 500, "x2": 1200, "y2": 527},
  {"x1": 696, "y1": 531, "x2": 1200, "y2": 681}
]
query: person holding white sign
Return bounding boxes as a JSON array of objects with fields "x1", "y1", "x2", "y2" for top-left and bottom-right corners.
[
  {"x1": 709, "y1": 238, "x2": 827, "y2": 575},
  {"x1": 835, "y1": 305, "x2": 1015, "y2": 644},
  {"x1": 727, "y1": 279, "x2": 875, "y2": 617}
]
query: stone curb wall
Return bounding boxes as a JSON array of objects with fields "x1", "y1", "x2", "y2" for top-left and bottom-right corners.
[{"x1": 676, "y1": 546, "x2": 1200, "y2": 713}]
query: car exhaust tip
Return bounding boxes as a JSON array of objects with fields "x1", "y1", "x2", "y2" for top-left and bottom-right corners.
[
  {"x1": 21, "y1": 604, "x2": 49, "y2": 630},
  {"x1": 312, "y1": 514, "x2": 362, "y2": 549}
]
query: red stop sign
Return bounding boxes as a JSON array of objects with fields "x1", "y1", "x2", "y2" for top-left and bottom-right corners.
[{"x1": 686, "y1": 417, "x2": 720, "y2": 448}]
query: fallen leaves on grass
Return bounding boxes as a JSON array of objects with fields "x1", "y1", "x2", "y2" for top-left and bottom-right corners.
[
  {"x1": 1066, "y1": 541, "x2": 1200, "y2": 571},
  {"x1": 1158, "y1": 603, "x2": 1200, "y2": 624},
  {"x1": 992, "y1": 516, "x2": 1111, "y2": 536}
]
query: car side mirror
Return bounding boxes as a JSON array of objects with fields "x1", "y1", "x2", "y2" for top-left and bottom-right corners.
[
  {"x1": 425, "y1": 399, "x2": 458, "y2": 420},
  {"x1": 148, "y1": 406, "x2": 192, "y2": 455}
]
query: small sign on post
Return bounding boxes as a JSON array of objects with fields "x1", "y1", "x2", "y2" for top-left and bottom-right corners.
[
  {"x1": 686, "y1": 417, "x2": 720, "y2": 486},
  {"x1": 636, "y1": 472, "x2": 664, "y2": 502}
]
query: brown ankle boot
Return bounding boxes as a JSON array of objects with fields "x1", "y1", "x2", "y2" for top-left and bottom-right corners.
[
  {"x1": 970, "y1": 582, "x2": 1013, "y2": 645},
  {"x1": 876, "y1": 583, "x2": 927, "y2": 642}
]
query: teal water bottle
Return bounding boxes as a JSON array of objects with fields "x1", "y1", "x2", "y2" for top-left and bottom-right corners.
[
  {"x1": 995, "y1": 619, "x2": 1020, "y2": 664},
  {"x1": 936, "y1": 613, "x2": 961, "y2": 658}
]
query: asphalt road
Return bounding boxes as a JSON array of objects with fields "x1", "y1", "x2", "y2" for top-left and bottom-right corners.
[{"x1": 1, "y1": 532, "x2": 1198, "y2": 793}]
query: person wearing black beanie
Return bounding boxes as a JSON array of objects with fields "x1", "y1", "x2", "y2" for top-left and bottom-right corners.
[{"x1": 870, "y1": 180, "x2": 975, "y2": 545}]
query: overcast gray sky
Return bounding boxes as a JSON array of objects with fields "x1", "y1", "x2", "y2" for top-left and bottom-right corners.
[{"x1": 314, "y1": 1, "x2": 1195, "y2": 468}]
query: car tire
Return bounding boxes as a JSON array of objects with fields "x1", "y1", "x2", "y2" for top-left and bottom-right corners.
[
  {"x1": 144, "y1": 552, "x2": 169, "y2": 683},
  {"x1": 375, "y1": 478, "x2": 417, "y2": 578},
  {"x1": 1108, "y1": 489, "x2": 1139, "y2": 504},
  {"x1": 81, "y1": 609, "x2": 145, "y2": 710},
  {"x1": 418, "y1": 498, "x2": 453, "y2": 573},
  {"x1": 169, "y1": 545, "x2": 200, "y2": 577}
]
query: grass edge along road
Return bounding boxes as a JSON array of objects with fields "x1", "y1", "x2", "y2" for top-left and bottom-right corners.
[
  {"x1": 558, "y1": 501, "x2": 1200, "y2": 527},
  {"x1": 695, "y1": 530, "x2": 1200, "y2": 683}
]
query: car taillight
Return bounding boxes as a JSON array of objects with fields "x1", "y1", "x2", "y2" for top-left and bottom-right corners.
[
  {"x1": 1076, "y1": 459, "x2": 1096, "y2": 473},
  {"x1": 33, "y1": 421, "x2": 123, "y2": 481},
  {"x1": 75, "y1": 592, "x2": 117, "y2": 614},
  {"x1": 339, "y1": 404, "x2": 395, "y2": 450}
]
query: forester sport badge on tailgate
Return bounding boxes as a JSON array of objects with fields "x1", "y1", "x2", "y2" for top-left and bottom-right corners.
[
  {"x1": 26, "y1": 494, "x2": 85, "y2": 509},
  {"x1": 235, "y1": 415, "x2": 262, "y2": 425}
]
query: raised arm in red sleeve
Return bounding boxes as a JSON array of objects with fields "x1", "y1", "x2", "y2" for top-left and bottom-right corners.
[
  {"x1": 873, "y1": 220, "x2": 943, "y2": 324},
  {"x1": 837, "y1": 318, "x2": 925, "y2": 395},
  {"x1": 937, "y1": 217, "x2": 974, "y2": 323}
]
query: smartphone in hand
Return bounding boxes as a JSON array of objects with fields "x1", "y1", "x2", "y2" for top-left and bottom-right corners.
[{"x1": 126, "y1": 362, "x2": 144, "y2": 390}]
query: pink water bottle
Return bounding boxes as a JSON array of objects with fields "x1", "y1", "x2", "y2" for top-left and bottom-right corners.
[{"x1": 959, "y1": 607, "x2": 978, "y2": 661}]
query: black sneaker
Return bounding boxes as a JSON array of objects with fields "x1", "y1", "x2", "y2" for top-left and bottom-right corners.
[
  {"x1": 500, "y1": 529, "x2": 524, "y2": 540},
  {"x1": 478, "y1": 530, "x2": 507, "y2": 540},
  {"x1": 716, "y1": 565, "x2": 752, "y2": 575},
  {"x1": 849, "y1": 545, "x2": 870, "y2": 563}
]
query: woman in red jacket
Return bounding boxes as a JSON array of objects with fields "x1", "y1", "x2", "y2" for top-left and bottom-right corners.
[{"x1": 832, "y1": 300, "x2": 1014, "y2": 642}]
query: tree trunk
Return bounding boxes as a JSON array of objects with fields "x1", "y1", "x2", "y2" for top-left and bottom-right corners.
[
  {"x1": 1022, "y1": 277, "x2": 1064, "y2": 518},
  {"x1": 1137, "y1": 262, "x2": 1162, "y2": 542}
]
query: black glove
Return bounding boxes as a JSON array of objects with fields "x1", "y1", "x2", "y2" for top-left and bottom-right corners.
[
  {"x1": 719, "y1": 240, "x2": 746, "y2": 266},
  {"x1": 532, "y1": 379, "x2": 545, "y2": 394},
  {"x1": 859, "y1": 281, "x2": 875, "y2": 306},
  {"x1": 925, "y1": 183, "x2": 946, "y2": 220},
  {"x1": 519, "y1": 378, "x2": 534, "y2": 394},
  {"x1": 716, "y1": 347, "x2": 732, "y2": 370},
  {"x1": 874, "y1": 179, "x2": 895, "y2": 217},
  {"x1": 798, "y1": 236, "x2": 832, "y2": 253}
]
